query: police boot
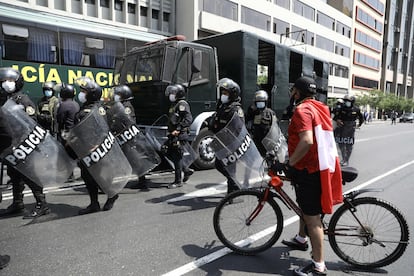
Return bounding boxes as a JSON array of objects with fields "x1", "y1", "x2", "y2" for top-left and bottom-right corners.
[
  {"x1": 103, "y1": 194, "x2": 119, "y2": 211},
  {"x1": 78, "y1": 202, "x2": 101, "y2": 215},
  {"x1": 0, "y1": 201, "x2": 25, "y2": 217},
  {"x1": 183, "y1": 168, "x2": 194, "y2": 182},
  {"x1": 23, "y1": 203, "x2": 50, "y2": 219}
]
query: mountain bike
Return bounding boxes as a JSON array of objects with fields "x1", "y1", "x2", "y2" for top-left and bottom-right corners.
[{"x1": 213, "y1": 165, "x2": 410, "y2": 269}]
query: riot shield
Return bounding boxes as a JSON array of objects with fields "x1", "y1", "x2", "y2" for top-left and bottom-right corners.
[
  {"x1": 261, "y1": 120, "x2": 288, "y2": 163},
  {"x1": 0, "y1": 99, "x2": 75, "y2": 187},
  {"x1": 107, "y1": 102, "x2": 160, "y2": 176},
  {"x1": 211, "y1": 114, "x2": 267, "y2": 189},
  {"x1": 66, "y1": 107, "x2": 132, "y2": 198},
  {"x1": 334, "y1": 121, "x2": 356, "y2": 145}
]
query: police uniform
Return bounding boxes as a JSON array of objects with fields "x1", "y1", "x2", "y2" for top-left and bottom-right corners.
[
  {"x1": 56, "y1": 98, "x2": 80, "y2": 141},
  {"x1": 246, "y1": 105, "x2": 277, "y2": 156},
  {"x1": 37, "y1": 95, "x2": 59, "y2": 134},
  {"x1": 1, "y1": 92, "x2": 50, "y2": 218},
  {"x1": 210, "y1": 99, "x2": 244, "y2": 193},
  {"x1": 166, "y1": 99, "x2": 193, "y2": 186}
]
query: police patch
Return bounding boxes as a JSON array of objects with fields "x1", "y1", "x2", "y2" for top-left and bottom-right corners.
[
  {"x1": 125, "y1": 107, "x2": 132, "y2": 115},
  {"x1": 178, "y1": 104, "x2": 186, "y2": 112},
  {"x1": 237, "y1": 108, "x2": 244, "y2": 118},
  {"x1": 98, "y1": 106, "x2": 106, "y2": 115},
  {"x1": 26, "y1": 106, "x2": 36, "y2": 116}
]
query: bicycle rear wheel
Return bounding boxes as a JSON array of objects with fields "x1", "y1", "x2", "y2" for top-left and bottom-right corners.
[
  {"x1": 328, "y1": 197, "x2": 409, "y2": 268},
  {"x1": 213, "y1": 189, "x2": 284, "y2": 255}
]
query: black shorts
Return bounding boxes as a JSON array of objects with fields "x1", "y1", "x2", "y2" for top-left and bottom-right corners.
[{"x1": 292, "y1": 169, "x2": 322, "y2": 216}]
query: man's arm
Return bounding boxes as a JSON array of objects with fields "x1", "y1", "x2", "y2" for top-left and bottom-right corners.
[{"x1": 288, "y1": 130, "x2": 313, "y2": 166}]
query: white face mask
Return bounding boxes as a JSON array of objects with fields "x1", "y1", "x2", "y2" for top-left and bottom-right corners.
[
  {"x1": 114, "y1": 94, "x2": 121, "y2": 102},
  {"x1": 2, "y1": 81, "x2": 16, "y2": 93},
  {"x1": 169, "y1": 94, "x2": 176, "y2": 102},
  {"x1": 78, "y1": 92, "x2": 87, "y2": 103},
  {"x1": 220, "y1": 94, "x2": 229, "y2": 104},
  {"x1": 345, "y1": 101, "x2": 351, "y2": 107},
  {"x1": 256, "y1": 101, "x2": 266, "y2": 109},
  {"x1": 44, "y1": 90, "x2": 53, "y2": 97}
]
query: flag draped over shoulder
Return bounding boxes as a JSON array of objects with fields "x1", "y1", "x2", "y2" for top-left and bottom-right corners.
[{"x1": 308, "y1": 101, "x2": 343, "y2": 214}]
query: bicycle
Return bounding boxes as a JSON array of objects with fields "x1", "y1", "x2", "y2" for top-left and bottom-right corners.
[{"x1": 213, "y1": 164, "x2": 410, "y2": 269}]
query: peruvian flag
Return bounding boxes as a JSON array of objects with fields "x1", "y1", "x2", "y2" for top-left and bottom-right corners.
[{"x1": 309, "y1": 101, "x2": 343, "y2": 214}]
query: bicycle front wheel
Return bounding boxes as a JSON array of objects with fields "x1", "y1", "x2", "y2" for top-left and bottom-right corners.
[
  {"x1": 213, "y1": 189, "x2": 284, "y2": 255},
  {"x1": 328, "y1": 197, "x2": 409, "y2": 268}
]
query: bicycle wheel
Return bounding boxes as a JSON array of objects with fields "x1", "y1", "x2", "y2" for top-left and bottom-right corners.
[
  {"x1": 328, "y1": 197, "x2": 409, "y2": 268},
  {"x1": 213, "y1": 189, "x2": 284, "y2": 255}
]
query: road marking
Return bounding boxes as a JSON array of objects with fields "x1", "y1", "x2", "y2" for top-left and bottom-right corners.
[
  {"x1": 161, "y1": 159, "x2": 414, "y2": 276},
  {"x1": 356, "y1": 129, "x2": 414, "y2": 142}
]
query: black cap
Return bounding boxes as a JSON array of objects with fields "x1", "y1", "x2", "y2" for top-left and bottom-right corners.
[{"x1": 293, "y1": 76, "x2": 317, "y2": 95}]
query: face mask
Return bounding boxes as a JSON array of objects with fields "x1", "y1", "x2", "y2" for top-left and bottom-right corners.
[
  {"x1": 345, "y1": 101, "x2": 351, "y2": 107},
  {"x1": 2, "y1": 81, "x2": 16, "y2": 93},
  {"x1": 220, "y1": 94, "x2": 229, "y2": 104},
  {"x1": 256, "y1": 102, "x2": 266, "y2": 109},
  {"x1": 44, "y1": 90, "x2": 53, "y2": 97},
  {"x1": 114, "y1": 94, "x2": 121, "y2": 102},
  {"x1": 78, "y1": 92, "x2": 87, "y2": 103},
  {"x1": 169, "y1": 94, "x2": 176, "y2": 102}
]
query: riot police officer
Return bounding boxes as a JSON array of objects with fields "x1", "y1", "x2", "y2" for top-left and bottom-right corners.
[
  {"x1": 56, "y1": 83, "x2": 80, "y2": 143},
  {"x1": 245, "y1": 90, "x2": 278, "y2": 156},
  {"x1": 333, "y1": 95, "x2": 364, "y2": 166},
  {"x1": 164, "y1": 84, "x2": 194, "y2": 189},
  {"x1": 209, "y1": 78, "x2": 244, "y2": 194},
  {"x1": 74, "y1": 79, "x2": 119, "y2": 214},
  {"x1": 0, "y1": 67, "x2": 50, "y2": 218},
  {"x1": 113, "y1": 85, "x2": 136, "y2": 122},
  {"x1": 37, "y1": 81, "x2": 59, "y2": 135}
]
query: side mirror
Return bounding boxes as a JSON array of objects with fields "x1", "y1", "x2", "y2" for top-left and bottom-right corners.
[{"x1": 191, "y1": 49, "x2": 202, "y2": 73}]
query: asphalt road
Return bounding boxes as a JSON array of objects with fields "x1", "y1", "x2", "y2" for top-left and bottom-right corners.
[{"x1": 0, "y1": 119, "x2": 413, "y2": 276}]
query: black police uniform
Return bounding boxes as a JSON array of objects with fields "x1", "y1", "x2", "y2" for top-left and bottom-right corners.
[
  {"x1": 246, "y1": 105, "x2": 277, "y2": 156},
  {"x1": 210, "y1": 98, "x2": 244, "y2": 193},
  {"x1": 37, "y1": 95, "x2": 59, "y2": 135},
  {"x1": 57, "y1": 98, "x2": 80, "y2": 142},
  {"x1": 166, "y1": 99, "x2": 193, "y2": 186},
  {"x1": 333, "y1": 104, "x2": 364, "y2": 165},
  {"x1": 1, "y1": 92, "x2": 49, "y2": 217},
  {"x1": 122, "y1": 100, "x2": 136, "y2": 122}
]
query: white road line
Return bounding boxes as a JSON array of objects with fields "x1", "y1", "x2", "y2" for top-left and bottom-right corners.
[{"x1": 161, "y1": 159, "x2": 414, "y2": 276}]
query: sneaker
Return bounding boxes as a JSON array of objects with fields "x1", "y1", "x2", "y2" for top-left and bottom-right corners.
[
  {"x1": 103, "y1": 195, "x2": 119, "y2": 211},
  {"x1": 182, "y1": 169, "x2": 194, "y2": 182},
  {"x1": 0, "y1": 202, "x2": 25, "y2": 217},
  {"x1": 293, "y1": 262, "x2": 327, "y2": 276},
  {"x1": 167, "y1": 182, "x2": 182, "y2": 189},
  {"x1": 282, "y1": 237, "x2": 309, "y2": 251},
  {"x1": 0, "y1": 254, "x2": 10, "y2": 269},
  {"x1": 23, "y1": 204, "x2": 50, "y2": 219},
  {"x1": 78, "y1": 202, "x2": 101, "y2": 215}
]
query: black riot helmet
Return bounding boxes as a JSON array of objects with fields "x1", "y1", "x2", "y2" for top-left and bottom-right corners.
[
  {"x1": 343, "y1": 94, "x2": 355, "y2": 108},
  {"x1": 55, "y1": 83, "x2": 76, "y2": 99},
  {"x1": 165, "y1": 84, "x2": 186, "y2": 100},
  {"x1": 217, "y1": 78, "x2": 240, "y2": 101},
  {"x1": 0, "y1": 67, "x2": 24, "y2": 94},
  {"x1": 42, "y1": 81, "x2": 55, "y2": 96},
  {"x1": 113, "y1": 85, "x2": 133, "y2": 101},
  {"x1": 254, "y1": 90, "x2": 268, "y2": 102},
  {"x1": 76, "y1": 77, "x2": 102, "y2": 102}
]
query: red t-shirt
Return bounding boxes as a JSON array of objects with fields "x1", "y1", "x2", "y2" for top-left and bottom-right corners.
[{"x1": 288, "y1": 99, "x2": 321, "y2": 173}]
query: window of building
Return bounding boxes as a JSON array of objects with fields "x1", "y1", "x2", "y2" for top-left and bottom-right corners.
[
  {"x1": 85, "y1": 0, "x2": 95, "y2": 4},
  {"x1": 291, "y1": 25, "x2": 314, "y2": 45},
  {"x1": 163, "y1": 12, "x2": 170, "y2": 22},
  {"x1": 356, "y1": 6, "x2": 383, "y2": 33},
  {"x1": 128, "y1": 3, "x2": 136, "y2": 14},
  {"x1": 355, "y1": 29, "x2": 381, "y2": 52},
  {"x1": 315, "y1": 35, "x2": 334, "y2": 52},
  {"x1": 354, "y1": 51, "x2": 380, "y2": 70},
  {"x1": 115, "y1": 0, "x2": 123, "y2": 11},
  {"x1": 336, "y1": 21, "x2": 351, "y2": 38},
  {"x1": 335, "y1": 43, "x2": 350, "y2": 57},
  {"x1": 273, "y1": 18, "x2": 289, "y2": 35},
  {"x1": 330, "y1": 63, "x2": 349, "y2": 78},
  {"x1": 317, "y1": 11, "x2": 335, "y2": 30},
  {"x1": 274, "y1": 0, "x2": 290, "y2": 9},
  {"x1": 293, "y1": 0, "x2": 315, "y2": 21},
  {"x1": 361, "y1": 0, "x2": 385, "y2": 15},
  {"x1": 241, "y1": 6, "x2": 271, "y2": 31},
  {"x1": 353, "y1": 75, "x2": 378, "y2": 89},
  {"x1": 202, "y1": 0, "x2": 238, "y2": 21},
  {"x1": 152, "y1": 9, "x2": 159, "y2": 20},
  {"x1": 140, "y1": 6, "x2": 148, "y2": 16},
  {"x1": 100, "y1": 0, "x2": 109, "y2": 8}
]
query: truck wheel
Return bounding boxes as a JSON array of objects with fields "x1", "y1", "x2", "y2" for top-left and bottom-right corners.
[{"x1": 192, "y1": 128, "x2": 216, "y2": 170}]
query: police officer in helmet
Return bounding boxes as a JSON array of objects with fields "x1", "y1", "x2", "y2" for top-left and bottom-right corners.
[
  {"x1": 0, "y1": 67, "x2": 50, "y2": 218},
  {"x1": 246, "y1": 90, "x2": 278, "y2": 156},
  {"x1": 74, "y1": 78, "x2": 120, "y2": 214},
  {"x1": 209, "y1": 78, "x2": 244, "y2": 194},
  {"x1": 164, "y1": 84, "x2": 194, "y2": 188},
  {"x1": 113, "y1": 85, "x2": 136, "y2": 122},
  {"x1": 37, "y1": 81, "x2": 59, "y2": 135}
]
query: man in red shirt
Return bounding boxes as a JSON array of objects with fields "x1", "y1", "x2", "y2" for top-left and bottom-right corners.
[{"x1": 279, "y1": 76, "x2": 342, "y2": 276}]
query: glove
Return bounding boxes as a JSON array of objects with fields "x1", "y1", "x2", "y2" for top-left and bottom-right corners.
[{"x1": 271, "y1": 161, "x2": 294, "y2": 179}]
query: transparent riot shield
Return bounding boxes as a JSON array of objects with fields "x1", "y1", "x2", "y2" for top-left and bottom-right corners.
[
  {"x1": 0, "y1": 99, "x2": 75, "y2": 187},
  {"x1": 261, "y1": 120, "x2": 288, "y2": 163},
  {"x1": 211, "y1": 114, "x2": 267, "y2": 189},
  {"x1": 66, "y1": 107, "x2": 132, "y2": 198},
  {"x1": 334, "y1": 121, "x2": 356, "y2": 145},
  {"x1": 107, "y1": 102, "x2": 160, "y2": 176}
]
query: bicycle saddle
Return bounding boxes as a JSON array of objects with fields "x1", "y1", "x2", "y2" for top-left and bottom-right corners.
[{"x1": 341, "y1": 166, "x2": 358, "y2": 183}]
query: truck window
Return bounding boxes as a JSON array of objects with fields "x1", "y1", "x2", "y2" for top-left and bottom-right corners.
[{"x1": 175, "y1": 49, "x2": 210, "y2": 86}]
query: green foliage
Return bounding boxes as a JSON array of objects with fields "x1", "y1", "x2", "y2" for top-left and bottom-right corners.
[{"x1": 355, "y1": 90, "x2": 414, "y2": 113}]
